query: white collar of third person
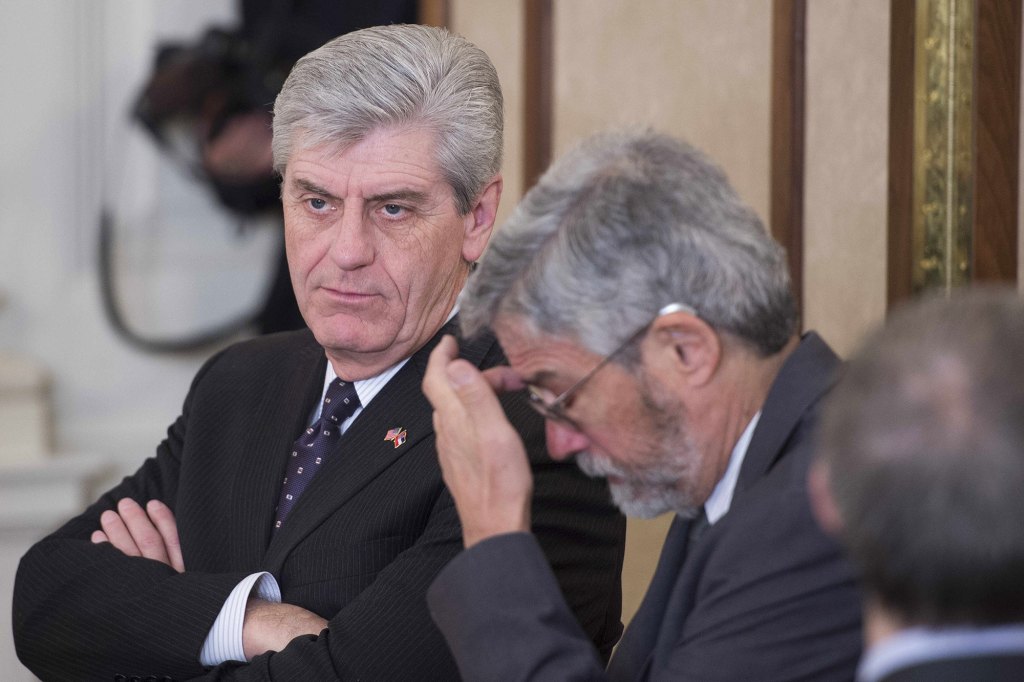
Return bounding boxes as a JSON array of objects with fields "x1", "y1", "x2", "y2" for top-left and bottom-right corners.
[{"x1": 856, "y1": 624, "x2": 1024, "y2": 682}]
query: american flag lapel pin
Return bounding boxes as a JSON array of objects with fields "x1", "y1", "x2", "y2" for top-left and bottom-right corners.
[{"x1": 384, "y1": 426, "x2": 408, "y2": 448}]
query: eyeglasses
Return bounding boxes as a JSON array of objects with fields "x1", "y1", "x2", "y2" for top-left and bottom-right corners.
[{"x1": 526, "y1": 302, "x2": 696, "y2": 428}]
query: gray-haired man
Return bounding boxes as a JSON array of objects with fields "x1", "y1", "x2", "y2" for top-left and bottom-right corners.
[
  {"x1": 423, "y1": 130, "x2": 862, "y2": 680},
  {"x1": 13, "y1": 25, "x2": 625, "y2": 682},
  {"x1": 811, "y1": 289, "x2": 1024, "y2": 681}
]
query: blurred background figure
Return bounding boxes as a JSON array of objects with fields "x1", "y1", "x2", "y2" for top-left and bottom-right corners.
[
  {"x1": 812, "y1": 287, "x2": 1024, "y2": 682},
  {"x1": 124, "y1": 0, "x2": 418, "y2": 337}
]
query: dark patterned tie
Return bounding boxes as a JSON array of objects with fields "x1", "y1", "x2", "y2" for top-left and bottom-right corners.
[{"x1": 273, "y1": 378, "x2": 360, "y2": 531}]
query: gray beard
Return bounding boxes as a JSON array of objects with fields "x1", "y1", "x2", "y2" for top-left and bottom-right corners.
[{"x1": 574, "y1": 375, "x2": 702, "y2": 519}]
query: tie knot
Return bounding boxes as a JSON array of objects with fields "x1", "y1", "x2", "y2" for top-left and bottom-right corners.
[{"x1": 322, "y1": 378, "x2": 360, "y2": 426}]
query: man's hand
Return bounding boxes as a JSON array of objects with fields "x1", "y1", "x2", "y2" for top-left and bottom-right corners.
[
  {"x1": 201, "y1": 110, "x2": 274, "y2": 183},
  {"x1": 242, "y1": 600, "x2": 328, "y2": 660},
  {"x1": 91, "y1": 498, "x2": 185, "y2": 572},
  {"x1": 422, "y1": 335, "x2": 534, "y2": 547}
]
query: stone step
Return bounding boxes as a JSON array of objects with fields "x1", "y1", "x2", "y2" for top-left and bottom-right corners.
[{"x1": 0, "y1": 351, "x2": 53, "y2": 464}]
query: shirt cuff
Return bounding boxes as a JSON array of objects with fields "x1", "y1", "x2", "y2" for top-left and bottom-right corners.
[{"x1": 199, "y1": 571, "x2": 281, "y2": 666}]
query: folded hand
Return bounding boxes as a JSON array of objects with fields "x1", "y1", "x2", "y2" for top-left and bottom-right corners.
[{"x1": 92, "y1": 497, "x2": 185, "y2": 572}]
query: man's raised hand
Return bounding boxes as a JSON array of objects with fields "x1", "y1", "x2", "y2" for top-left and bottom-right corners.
[{"x1": 422, "y1": 335, "x2": 534, "y2": 547}]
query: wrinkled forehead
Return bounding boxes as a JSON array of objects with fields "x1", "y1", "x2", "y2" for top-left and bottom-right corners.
[{"x1": 283, "y1": 126, "x2": 453, "y2": 196}]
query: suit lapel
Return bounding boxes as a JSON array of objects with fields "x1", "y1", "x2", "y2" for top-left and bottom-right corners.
[
  {"x1": 226, "y1": 332, "x2": 327, "y2": 569},
  {"x1": 736, "y1": 332, "x2": 840, "y2": 493},
  {"x1": 263, "y1": 319, "x2": 492, "y2": 570},
  {"x1": 648, "y1": 515, "x2": 715, "y2": 673},
  {"x1": 608, "y1": 515, "x2": 694, "y2": 682}
]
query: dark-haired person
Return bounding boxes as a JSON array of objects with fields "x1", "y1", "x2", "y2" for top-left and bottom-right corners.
[{"x1": 811, "y1": 288, "x2": 1024, "y2": 682}]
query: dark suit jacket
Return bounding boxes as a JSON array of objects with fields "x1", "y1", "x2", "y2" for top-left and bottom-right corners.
[
  {"x1": 13, "y1": 323, "x2": 626, "y2": 681},
  {"x1": 428, "y1": 332, "x2": 863, "y2": 681},
  {"x1": 878, "y1": 654, "x2": 1024, "y2": 681}
]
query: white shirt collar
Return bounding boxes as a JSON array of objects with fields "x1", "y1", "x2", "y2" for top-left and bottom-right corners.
[
  {"x1": 704, "y1": 411, "x2": 761, "y2": 524},
  {"x1": 857, "y1": 624, "x2": 1024, "y2": 682},
  {"x1": 317, "y1": 360, "x2": 408, "y2": 420},
  {"x1": 312, "y1": 306, "x2": 459, "y2": 430}
]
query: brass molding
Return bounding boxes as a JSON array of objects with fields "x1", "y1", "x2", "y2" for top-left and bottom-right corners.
[{"x1": 911, "y1": 0, "x2": 974, "y2": 294}]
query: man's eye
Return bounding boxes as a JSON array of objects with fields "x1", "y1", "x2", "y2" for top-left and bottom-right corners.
[
  {"x1": 383, "y1": 204, "x2": 404, "y2": 217},
  {"x1": 308, "y1": 198, "x2": 328, "y2": 211}
]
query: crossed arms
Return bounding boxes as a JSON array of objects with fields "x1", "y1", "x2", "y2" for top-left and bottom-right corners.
[
  {"x1": 13, "y1": 334, "x2": 625, "y2": 681},
  {"x1": 92, "y1": 497, "x2": 323, "y2": 660}
]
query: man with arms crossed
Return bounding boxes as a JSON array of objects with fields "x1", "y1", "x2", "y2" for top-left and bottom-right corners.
[
  {"x1": 811, "y1": 289, "x2": 1024, "y2": 681},
  {"x1": 423, "y1": 130, "x2": 862, "y2": 680},
  {"x1": 13, "y1": 25, "x2": 625, "y2": 681}
]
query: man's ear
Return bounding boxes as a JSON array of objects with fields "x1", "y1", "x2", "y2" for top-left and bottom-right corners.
[
  {"x1": 648, "y1": 310, "x2": 721, "y2": 387},
  {"x1": 808, "y1": 460, "x2": 844, "y2": 536},
  {"x1": 461, "y1": 174, "x2": 503, "y2": 263}
]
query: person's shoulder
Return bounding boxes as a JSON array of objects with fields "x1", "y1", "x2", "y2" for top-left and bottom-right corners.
[
  {"x1": 224, "y1": 327, "x2": 315, "y2": 358},
  {"x1": 456, "y1": 328, "x2": 504, "y2": 370},
  {"x1": 198, "y1": 328, "x2": 320, "y2": 379}
]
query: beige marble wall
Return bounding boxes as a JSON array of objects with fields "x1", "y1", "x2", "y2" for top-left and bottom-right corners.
[
  {"x1": 803, "y1": 0, "x2": 890, "y2": 357},
  {"x1": 450, "y1": 0, "x2": 525, "y2": 227},
  {"x1": 552, "y1": 0, "x2": 772, "y2": 223}
]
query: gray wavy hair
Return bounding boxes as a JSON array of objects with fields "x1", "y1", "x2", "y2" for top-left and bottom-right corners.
[
  {"x1": 272, "y1": 24, "x2": 503, "y2": 215},
  {"x1": 460, "y1": 130, "x2": 798, "y2": 357}
]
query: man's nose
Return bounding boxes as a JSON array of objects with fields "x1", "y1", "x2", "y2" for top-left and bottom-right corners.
[
  {"x1": 327, "y1": 206, "x2": 375, "y2": 269},
  {"x1": 545, "y1": 419, "x2": 591, "y2": 460}
]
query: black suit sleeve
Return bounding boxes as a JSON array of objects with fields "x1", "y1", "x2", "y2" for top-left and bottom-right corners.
[
  {"x1": 428, "y1": 445, "x2": 861, "y2": 682},
  {"x1": 13, "y1": 351, "x2": 247, "y2": 682},
  {"x1": 429, "y1": 533, "x2": 611, "y2": 682}
]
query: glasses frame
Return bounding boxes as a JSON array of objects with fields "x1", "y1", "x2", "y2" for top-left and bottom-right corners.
[{"x1": 526, "y1": 302, "x2": 696, "y2": 427}]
